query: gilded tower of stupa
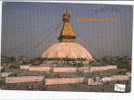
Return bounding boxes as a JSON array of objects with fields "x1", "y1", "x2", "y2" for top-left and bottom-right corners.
[
  {"x1": 41, "y1": 9, "x2": 92, "y2": 65},
  {"x1": 58, "y1": 9, "x2": 76, "y2": 42}
]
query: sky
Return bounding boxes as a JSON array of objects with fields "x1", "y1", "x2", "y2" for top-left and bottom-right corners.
[{"x1": 1, "y1": 2, "x2": 133, "y2": 58}]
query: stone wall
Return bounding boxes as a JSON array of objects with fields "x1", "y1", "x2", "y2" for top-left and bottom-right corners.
[
  {"x1": 20, "y1": 65, "x2": 117, "y2": 73},
  {"x1": 0, "y1": 72, "x2": 12, "y2": 77},
  {"x1": 45, "y1": 77, "x2": 84, "y2": 85},
  {"x1": 5, "y1": 76, "x2": 44, "y2": 83}
]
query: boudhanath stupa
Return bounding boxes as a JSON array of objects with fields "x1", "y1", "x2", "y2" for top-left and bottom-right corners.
[
  {"x1": 41, "y1": 9, "x2": 93, "y2": 65},
  {"x1": 1, "y1": 8, "x2": 131, "y2": 92}
]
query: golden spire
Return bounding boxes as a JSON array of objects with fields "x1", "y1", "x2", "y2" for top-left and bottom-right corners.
[{"x1": 58, "y1": 8, "x2": 76, "y2": 42}]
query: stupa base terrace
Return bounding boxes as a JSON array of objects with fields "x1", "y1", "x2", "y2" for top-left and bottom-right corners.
[
  {"x1": 41, "y1": 57, "x2": 90, "y2": 65},
  {"x1": 0, "y1": 61, "x2": 131, "y2": 92}
]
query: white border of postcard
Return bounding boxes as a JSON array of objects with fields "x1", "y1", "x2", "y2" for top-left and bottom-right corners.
[{"x1": 0, "y1": 1, "x2": 134, "y2": 100}]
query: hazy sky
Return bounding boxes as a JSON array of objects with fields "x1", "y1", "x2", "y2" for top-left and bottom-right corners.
[{"x1": 1, "y1": 2, "x2": 133, "y2": 58}]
